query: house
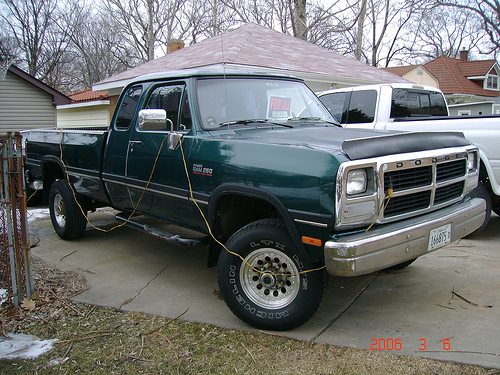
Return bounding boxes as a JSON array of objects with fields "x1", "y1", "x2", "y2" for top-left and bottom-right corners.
[
  {"x1": 382, "y1": 65, "x2": 439, "y2": 88},
  {"x1": 0, "y1": 65, "x2": 70, "y2": 132},
  {"x1": 94, "y1": 23, "x2": 407, "y2": 115},
  {"x1": 56, "y1": 89, "x2": 111, "y2": 128},
  {"x1": 385, "y1": 50, "x2": 500, "y2": 116}
]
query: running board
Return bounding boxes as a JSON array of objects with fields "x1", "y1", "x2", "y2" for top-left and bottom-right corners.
[{"x1": 115, "y1": 213, "x2": 209, "y2": 247}]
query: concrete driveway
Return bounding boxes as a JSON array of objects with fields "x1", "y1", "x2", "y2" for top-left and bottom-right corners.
[{"x1": 28, "y1": 209, "x2": 500, "y2": 369}]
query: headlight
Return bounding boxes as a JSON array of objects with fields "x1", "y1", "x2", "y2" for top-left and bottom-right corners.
[
  {"x1": 346, "y1": 169, "x2": 367, "y2": 195},
  {"x1": 467, "y1": 151, "x2": 478, "y2": 172}
]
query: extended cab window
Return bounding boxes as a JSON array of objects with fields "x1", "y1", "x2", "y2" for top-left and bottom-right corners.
[
  {"x1": 144, "y1": 84, "x2": 191, "y2": 131},
  {"x1": 391, "y1": 89, "x2": 448, "y2": 118},
  {"x1": 115, "y1": 85, "x2": 143, "y2": 129},
  {"x1": 429, "y1": 92, "x2": 448, "y2": 116},
  {"x1": 345, "y1": 90, "x2": 377, "y2": 124}
]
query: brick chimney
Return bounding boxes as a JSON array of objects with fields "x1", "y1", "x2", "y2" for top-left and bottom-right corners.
[
  {"x1": 459, "y1": 49, "x2": 469, "y2": 62},
  {"x1": 168, "y1": 39, "x2": 184, "y2": 54}
]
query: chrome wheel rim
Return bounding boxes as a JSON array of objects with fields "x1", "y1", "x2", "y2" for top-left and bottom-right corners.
[
  {"x1": 53, "y1": 193, "x2": 66, "y2": 227},
  {"x1": 239, "y1": 248, "x2": 300, "y2": 309}
]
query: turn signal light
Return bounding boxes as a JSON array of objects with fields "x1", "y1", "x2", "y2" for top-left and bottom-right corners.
[{"x1": 302, "y1": 236, "x2": 322, "y2": 247}]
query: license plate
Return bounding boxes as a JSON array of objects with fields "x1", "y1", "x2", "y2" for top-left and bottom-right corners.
[{"x1": 428, "y1": 224, "x2": 452, "y2": 251}]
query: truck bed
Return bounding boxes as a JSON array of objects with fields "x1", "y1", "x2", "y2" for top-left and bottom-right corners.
[{"x1": 26, "y1": 128, "x2": 109, "y2": 204}]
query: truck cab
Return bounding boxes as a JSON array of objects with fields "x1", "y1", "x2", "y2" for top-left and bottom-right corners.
[{"x1": 318, "y1": 83, "x2": 449, "y2": 129}]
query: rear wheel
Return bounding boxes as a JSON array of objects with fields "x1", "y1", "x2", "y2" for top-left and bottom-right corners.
[
  {"x1": 49, "y1": 180, "x2": 87, "y2": 240},
  {"x1": 217, "y1": 219, "x2": 326, "y2": 331}
]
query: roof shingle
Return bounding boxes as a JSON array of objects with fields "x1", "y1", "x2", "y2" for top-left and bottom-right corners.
[
  {"x1": 69, "y1": 88, "x2": 109, "y2": 102},
  {"x1": 424, "y1": 56, "x2": 499, "y2": 97},
  {"x1": 95, "y1": 23, "x2": 406, "y2": 89}
]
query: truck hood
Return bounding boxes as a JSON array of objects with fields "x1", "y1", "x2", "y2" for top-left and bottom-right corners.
[{"x1": 213, "y1": 125, "x2": 471, "y2": 160}]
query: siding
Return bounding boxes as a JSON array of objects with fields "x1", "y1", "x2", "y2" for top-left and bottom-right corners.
[
  {"x1": 0, "y1": 71, "x2": 56, "y2": 132},
  {"x1": 57, "y1": 102, "x2": 110, "y2": 128},
  {"x1": 403, "y1": 68, "x2": 439, "y2": 88},
  {"x1": 448, "y1": 102, "x2": 493, "y2": 116}
]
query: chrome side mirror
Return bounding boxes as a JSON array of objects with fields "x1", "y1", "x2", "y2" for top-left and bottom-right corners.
[
  {"x1": 137, "y1": 109, "x2": 182, "y2": 151},
  {"x1": 138, "y1": 109, "x2": 168, "y2": 130},
  {"x1": 168, "y1": 132, "x2": 182, "y2": 151}
]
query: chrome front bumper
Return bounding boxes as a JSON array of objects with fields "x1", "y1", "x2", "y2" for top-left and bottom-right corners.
[{"x1": 324, "y1": 198, "x2": 486, "y2": 277}]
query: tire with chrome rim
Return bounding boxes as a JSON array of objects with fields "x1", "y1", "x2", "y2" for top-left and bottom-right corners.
[
  {"x1": 465, "y1": 181, "x2": 491, "y2": 237},
  {"x1": 49, "y1": 179, "x2": 86, "y2": 240},
  {"x1": 217, "y1": 219, "x2": 326, "y2": 330}
]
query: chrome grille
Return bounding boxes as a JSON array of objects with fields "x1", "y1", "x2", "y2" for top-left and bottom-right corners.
[
  {"x1": 383, "y1": 156, "x2": 468, "y2": 219},
  {"x1": 436, "y1": 159, "x2": 466, "y2": 182},
  {"x1": 384, "y1": 191, "x2": 431, "y2": 218},
  {"x1": 434, "y1": 181, "x2": 465, "y2": 205},
  {"x1": 335, "y1": 145, "x2": 478, "y2": 230},
  {"x1": 384, "y1": 166, "x2": 432, "y2": 192}
]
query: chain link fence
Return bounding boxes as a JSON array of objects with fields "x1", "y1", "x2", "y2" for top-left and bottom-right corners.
[{"x1": 1, "y1": 132, "x2": 33, "y2": 308}]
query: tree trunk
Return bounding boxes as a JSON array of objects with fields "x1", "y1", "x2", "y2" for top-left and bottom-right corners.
[
  {"x1": 355, "y1": 0, "x2": 367, "y2": 61},
  {"x1": 293, "y1": 0, "x2": 307, "y2": 40},
  {"x1": 147, "y1": 0, "x2": 154, "y2": 61}
]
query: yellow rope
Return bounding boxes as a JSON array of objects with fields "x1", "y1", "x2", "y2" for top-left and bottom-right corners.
[
  {"x1": 365, "y1": 188, "x2": 393, "y2": 232},
  {"x1": 176, "y1": 133, "x2": 325, "y2": 277},
  {"x1": 58, "y1": 129, "x2": 169, "y2": 233},
  {"x1": 57, "y1": 129, "x2": 325, "y2": 277}
]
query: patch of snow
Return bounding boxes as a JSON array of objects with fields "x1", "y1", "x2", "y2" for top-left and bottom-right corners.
[
  {"x1": 0, "y1": 289, "x2": 8, "y2": 305},
  {"x1": 0, "y1": 333, "x2": 57, "y2": 359},
  {"x1": 48, "y1": 357, "x2": 69, "y2": 366},
  {"x1": 27, "y1": 208, "x2": 50, "y2": 223}
]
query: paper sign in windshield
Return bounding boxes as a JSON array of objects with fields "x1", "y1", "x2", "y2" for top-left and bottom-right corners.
[{"x1": 268, "y1": 97, "x2": 292, "y2": 118}]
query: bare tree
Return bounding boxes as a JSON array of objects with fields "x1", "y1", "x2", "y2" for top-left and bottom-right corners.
[
  {"x1": 102, "y1": 0, "x2": 186, "y2": 62},
  {"x1": 0, "y1": 0, "x2": 70, "y2": 81},
  {"x1": 60, "y1": 3, "x2": 139, "y2": 92},
  {"x1": 401, "y1": 5, "x2": 487, "y2": 62},
  {"x1": 355, "y1": 0, "x2": 367, "y2": 60},
  {"x1": 439, "y1": 0, "x2": 500, "y2": 53},
  {"x1": 359, "y1": 0, "x2": 423, "y2": 67}
]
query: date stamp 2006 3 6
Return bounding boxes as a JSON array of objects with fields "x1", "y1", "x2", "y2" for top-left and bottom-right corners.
[{"x1": 370, "y1": 338, "x2": 451, "y2": 351}]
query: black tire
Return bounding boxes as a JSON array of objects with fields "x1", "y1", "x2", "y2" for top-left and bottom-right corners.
[
  {"x1": 217, "y1": 219, "x2": 326, "y2": 331},
  {"x1": 465, "y1": 181, "x2": 492, "y2": 238},
  {"x1": 383, "y1": 258, "x2": 417, "y2": 271},
  {"x1": 48, "y1": 180, "x2": 87, "y2": 240}
]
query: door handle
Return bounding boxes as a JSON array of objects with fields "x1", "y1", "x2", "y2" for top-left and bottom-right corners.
[{"x1": 129, "y1": 140, "x2": 142, "y2": 152}]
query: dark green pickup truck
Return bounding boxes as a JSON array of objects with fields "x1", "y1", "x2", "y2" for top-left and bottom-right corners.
[{"x1": 25, "y1": 69, "x2": 486, "y2": 330}]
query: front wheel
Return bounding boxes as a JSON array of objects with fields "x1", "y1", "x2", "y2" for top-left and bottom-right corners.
[
  {"x1": 49, "y1": 180, "x2": 87, "y2": 240},
  {"x1": 217, "y1": 219, "x2": 326, "y2": 331},
  {"x1": 465, "y1": 181, "x2": 492, "y2": 237}
]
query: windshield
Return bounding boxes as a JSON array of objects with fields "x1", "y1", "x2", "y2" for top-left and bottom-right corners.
[{"x1": 196, "y1": 77, "x2": 336, "y2": 129}]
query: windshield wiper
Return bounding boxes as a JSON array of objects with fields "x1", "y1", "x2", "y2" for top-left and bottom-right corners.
[
  {"x1": 287, "y1": 117, "x2": 341, "y2": 127},
  {"x1": 287, "y1": 117, "x2": 321, "y2": 121},
  {"x1": 218, "y1": 119, "x2": 293, "y2": 128}
]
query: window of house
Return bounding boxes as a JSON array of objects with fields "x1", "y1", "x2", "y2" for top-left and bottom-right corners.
[
  {"x1": 458, "y1": 110, "x2": 471, "y2": 116},
  {"x1": 486, "y1": 75, "x2": 499, "y2": 90}
]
